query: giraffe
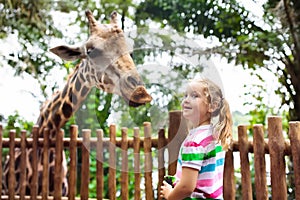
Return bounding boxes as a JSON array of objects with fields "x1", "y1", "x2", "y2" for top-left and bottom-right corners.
[{"x1": 2, "y1": 10, "x2": 152, "y2": 196}]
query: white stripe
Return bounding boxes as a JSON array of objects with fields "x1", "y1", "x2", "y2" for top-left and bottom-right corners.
[{"x1": 197, "y1": 170, "x2": 224, "y2": 179}]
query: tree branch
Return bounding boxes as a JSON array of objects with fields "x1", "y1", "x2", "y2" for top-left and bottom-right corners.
[{"x1": 283, "y1": 0, "x2": 300, "y2": 60}]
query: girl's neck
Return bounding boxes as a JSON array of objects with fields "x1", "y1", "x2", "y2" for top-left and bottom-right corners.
[{"x1": 191, "y1": 118, "x2": 211, "y2": 128}]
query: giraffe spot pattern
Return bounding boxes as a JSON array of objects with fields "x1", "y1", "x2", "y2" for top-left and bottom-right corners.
[
  {"x1": 62, "y1": 102, "x2": 73, "y2": 119},
  {"x1": 75, "y1": 78, "x2": 81, "y2": 91},
  {"x1": 53, "y1": 113, "x2": 61, "y2": 127},
  {"x1": 81, "y1": 86, "x2": 89, "y2": 97}
]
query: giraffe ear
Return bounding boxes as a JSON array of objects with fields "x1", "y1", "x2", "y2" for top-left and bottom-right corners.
[{"x1": 50, "y1": 45, "x2": 86, "y2": 61}]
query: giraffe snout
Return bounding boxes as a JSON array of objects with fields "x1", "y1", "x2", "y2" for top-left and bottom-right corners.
[{"x1": 128, "y1": 86, "x2": 152, "y2": 107}]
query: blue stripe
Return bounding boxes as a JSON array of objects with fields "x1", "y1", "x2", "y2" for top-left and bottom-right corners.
[
  {"x1": 200, "y1": 158, "x2": 224, "y2": 173},
  {"x1": 178, "y1": 159, "x2": 182, "y2": 165},
  {"x1": 216, "y1": 158, "x2": 224, "y2": 166}
]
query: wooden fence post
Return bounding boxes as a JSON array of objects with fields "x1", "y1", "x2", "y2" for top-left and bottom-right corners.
[
  {"x1": 121, "y1": 127, "x2": 129, "y2": 199},
  {"x1": 42, "y1": 128, "x2": 50, "y2": 200},
  {"x1": 96, "y1": 129, "x2": 104, "y2": 200},
  {"x1": 20, "y1": 130, "x2": 27, "y2": 200},
  {"x1": 8, "y1": 130, "x2": 16, "y2": 200},
  {"x1": 253, "y1": 124, "x2": 268, "y2": 200},
  {"x1": 157, "y1": 128, "x2": 166, "y2": 200},
  {"x1": 238, "y1": 125, "x2": 252, "y2": 200},
  {"x1": 268, "y1": 116, "x2": 287, "y2": 199},
  {"x1": 223, "y1": 150, "x2": 235, "y2": 200},
  {"x1": 289, "y1": 121, "x2": 300, "y2": 200},
  {"x1": 109, "y1": 124, "x2": 117, "y2": 200},
  {"x1": 144, "y1": 122, "x2": 154, "y2": 200},
  {"x1": 133, "y1": 128, "x2": 141, "y2": 200},
  {"x1": 69, "y1": 125, "x2": 78, "y2": 200},
  {"x1": 54, "y1": 129, "x2": 64, "y2": 200},
  {"x1": 167, "y1": 111, "x2": 187, "y2": 175},
  {"x1": 31, "y1": 126, "x2": 39, "y2": 200},
  {"x1": 80, "y1": 129, "x2": 91, "y2": 199}
]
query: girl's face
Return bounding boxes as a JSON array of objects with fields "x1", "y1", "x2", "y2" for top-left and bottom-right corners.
[{"x1": 181, "y1": 81, "x2": 211, "y2": 127}]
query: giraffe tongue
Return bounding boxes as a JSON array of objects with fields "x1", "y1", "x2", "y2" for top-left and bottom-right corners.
[{"x1": 128, "y1": 86, "x2": 152, "y2": 107}]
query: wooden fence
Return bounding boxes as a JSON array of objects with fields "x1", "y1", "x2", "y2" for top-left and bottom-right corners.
[{"x1": 0, "y1": 111, "x2": 300, "y2": 199}]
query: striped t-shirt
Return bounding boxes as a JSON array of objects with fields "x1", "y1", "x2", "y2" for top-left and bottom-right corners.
[{"x1": 175, "y1": 124, "x2": 225, "y2": 199}]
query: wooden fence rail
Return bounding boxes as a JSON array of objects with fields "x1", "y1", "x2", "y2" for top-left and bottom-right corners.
[{"x1": 0, "y1": 111, "x2": 300, "y2": 200}]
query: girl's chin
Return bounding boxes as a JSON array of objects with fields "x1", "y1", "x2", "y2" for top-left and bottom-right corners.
[{"x1": 182, "y1": 112, "x2": 193, "y2": 120}]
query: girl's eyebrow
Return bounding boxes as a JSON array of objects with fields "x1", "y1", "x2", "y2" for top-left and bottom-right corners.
[{"x1": 190, "y1": 90, "x2": 201, "y2": 94}]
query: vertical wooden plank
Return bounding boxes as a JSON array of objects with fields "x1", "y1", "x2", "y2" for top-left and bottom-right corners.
[
  {"x1": 109, "y1": 124, "x2": 117, "y2": 200},
  {"x1": 133, "y1": 127, "x2": 141, "y2": 200},
  {"x1": 238, "y1": 125, "x2": 252, "y2": 200},
  {"x1": 157, "y1": 128, "x2": 166, "y2": 200},
  {"x1": 253, "y1": 124, "x2": 268, "y2": 200},
  {"x1": 167, "y1": 111, "x2": 187, "y2": 175},
  {"x1": 121, "y1": 127, "x2": 129, "y2": 199},
  {"x1": 31, "y1": 125, "x2": 39, "y2": 200},
  {"x1": 289, "y1": 121, "x2": 300, "y2": 200},
  {"x1": 42, "y1": 128, "x2": 49, "y2": 200},
  {"x1": 54, "y1": 129, "x2": 64, "y2": 200},
  {"x1": 223, "y1": 150, "x2": 235, "y2": 200},
  {"x1": 8, "y1": 130, "x2": 16, "y2": 200},
  {"x1": 69, "y1": 125, "x2": 78, "y2": 200},
  {"x1": 96, "y1": 129, "x2": 104, "y2": 200},
  {"x1": 268, "y1": 116, "x2": 287, "y2": 199},
  {"x1": 0, "y1": 125, "x2": 2, "y2": 195},
  {"x1": 20, "y1": 130, "x2": 27, "y2": 200},
  {"x1": 80, "y1": 129, "x2": 91, "y2": 200},
  {"x1": 144, "y1": 122, "x2": 154, "y2": 200}
]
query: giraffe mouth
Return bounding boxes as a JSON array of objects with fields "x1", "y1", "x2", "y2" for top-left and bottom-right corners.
[{"x1": 123, "y1": 86, "x2": 152, "y2": 107}]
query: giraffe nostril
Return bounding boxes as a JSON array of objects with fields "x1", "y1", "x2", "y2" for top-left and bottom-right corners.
[{"x1": 127, "y1": 76, "x2": 138, "y2": 86}]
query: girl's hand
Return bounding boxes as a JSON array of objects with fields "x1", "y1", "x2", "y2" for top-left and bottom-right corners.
[{"x1": 160, "y1": 181, "x2": 173, "y2": 199}]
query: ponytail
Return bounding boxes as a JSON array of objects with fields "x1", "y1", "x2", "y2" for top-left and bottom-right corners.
[
  {"x1": 195, "y1": 78, "x2": 233, "y2": 150},
  {"x1": 214, "y1": 98, "x2": 233, "y2": 150}
]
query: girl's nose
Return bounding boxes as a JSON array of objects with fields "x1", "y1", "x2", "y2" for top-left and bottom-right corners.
[{"x1": 181, "y1": 97, "x2": 189, "y2": 105}]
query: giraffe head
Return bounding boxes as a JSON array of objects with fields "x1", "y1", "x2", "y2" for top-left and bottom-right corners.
[{"x1": 50, "y1": 10, "x2": 152, "y2": 107}]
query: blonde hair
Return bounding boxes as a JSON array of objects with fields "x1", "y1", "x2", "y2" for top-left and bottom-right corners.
[{"x1": 194, "y1": 78, "x2": 233, "y2": 150}]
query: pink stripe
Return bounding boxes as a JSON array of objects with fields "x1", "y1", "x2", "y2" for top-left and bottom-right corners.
[
  {"x1": 196, "y1": 172, "x2": 223, "y2": 187},
  {"x1": 204, "y1": 186, "x2": 223, "y2": 199},
  {"x1": 196, "y1": 179, "x2": 214, "y2": 187},
  {"x1": 184, "y1": 135, "x2": 213, "y2": 147}
]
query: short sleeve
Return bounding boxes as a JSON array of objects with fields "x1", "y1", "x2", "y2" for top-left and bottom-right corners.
[{"x1": 181, "y1": 142, "x2": 206, "y2": 171}]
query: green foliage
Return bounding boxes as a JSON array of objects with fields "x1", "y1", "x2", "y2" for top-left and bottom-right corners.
[
  {"x1": 0, "y1": 111, "x2": 34, "y2": 137},
  {"x1": 0, "y1": 111, "x2": 34, "y2": 162},
  {"x1": 0, "y1": 0, "x2": 64, "y2": 96}
]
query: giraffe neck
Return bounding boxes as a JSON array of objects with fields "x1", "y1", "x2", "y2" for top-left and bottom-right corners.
[{"x1": 37, "y1": 61, "x2": 93, "y2": 138}]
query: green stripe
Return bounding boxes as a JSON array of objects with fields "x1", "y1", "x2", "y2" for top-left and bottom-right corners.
[
  {"x1": 182, "y1": 152, "x2": 205, "y2": 161},
  {"x1": 182, "y1": 146, "x2": 223, "y2": 162},
  {"x1": 205, "y1": 146, "x2": 223, "y2": 159}
]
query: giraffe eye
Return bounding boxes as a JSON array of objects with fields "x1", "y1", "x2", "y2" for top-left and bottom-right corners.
[{"x1": 87, "y1": 46, "x2": 95, "y2": 54}]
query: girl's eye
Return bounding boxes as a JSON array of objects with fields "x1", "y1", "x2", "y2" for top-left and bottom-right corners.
[
  {"x1": 191, "y1": 94, "x2": 198, "y2": 98},
  {"x1": 191, "y1": 92, "x2": 199, "y2": 98},
  {"x1": 182, "y1": 93, "x2": 199, "y2": 100}
]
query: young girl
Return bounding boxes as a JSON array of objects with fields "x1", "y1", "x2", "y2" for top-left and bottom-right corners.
[{"x1": 160, "y1": 78, "x2": 232, "y2": 200}]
